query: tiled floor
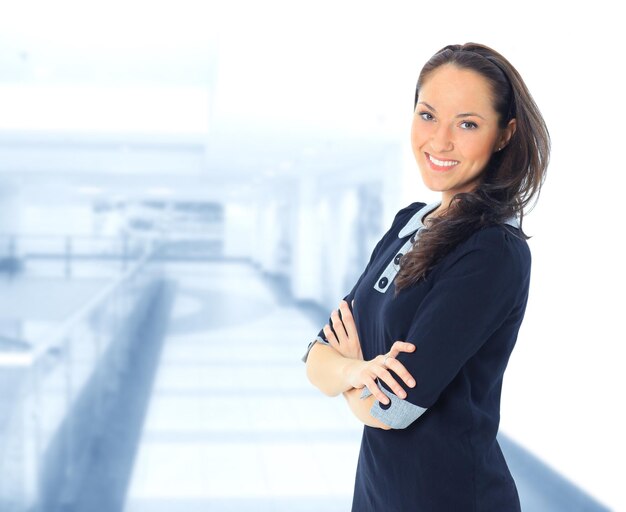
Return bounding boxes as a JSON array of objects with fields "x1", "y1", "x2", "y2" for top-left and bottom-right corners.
[{"x1": 123, "y1": 261, "x2": 362, "y2": 512}]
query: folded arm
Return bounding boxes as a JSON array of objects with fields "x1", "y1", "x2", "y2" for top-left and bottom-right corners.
[{"x1": 343, "y1": 388, "x2": 391, "y2": 430}]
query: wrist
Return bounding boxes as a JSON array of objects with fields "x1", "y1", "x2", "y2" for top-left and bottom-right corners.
[{"x1": 340, "y1": 358, "x2": 362, "y2": 389}]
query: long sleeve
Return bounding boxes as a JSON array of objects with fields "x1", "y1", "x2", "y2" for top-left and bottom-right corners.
[{"x1": 369, "y1": 226, "x2": 531, "y2": 426}]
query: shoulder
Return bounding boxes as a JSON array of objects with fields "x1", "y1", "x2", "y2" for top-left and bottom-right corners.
[
  {"x1": 479, "y1": 224, "x2": 530, "y2": 264},
  {"x1": 443, "y1": 224, "x2": 531, "y2": 281},
  {"x1": 391, "y1": 201, "x2": 427, "y2": 223},
  {"x1": 364, "y1": 202, "x2": 428, "y2": 262},
  {"x1": 389, "y1": 201, "x2": 427, "y2": 232}
]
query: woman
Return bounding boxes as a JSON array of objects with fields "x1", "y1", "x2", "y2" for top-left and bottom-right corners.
[{"x1": 303, "y1": 42, "x2": 549, "y2": 511}]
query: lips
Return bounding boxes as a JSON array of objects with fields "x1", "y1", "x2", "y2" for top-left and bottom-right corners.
[{"x1": 426, "y1": 153, "x2": 459, "y2": 171}]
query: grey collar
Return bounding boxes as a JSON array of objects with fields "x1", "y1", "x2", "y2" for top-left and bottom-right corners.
[
  {"x1": 398, "y1": 201, "x2": 520, "y2": 238},
  {"x1": 503, "y1": 216, "x2": 520, "y2": 229},
  {"x1": 398, "y1": 202, "x2": 441, "y2": 238}
]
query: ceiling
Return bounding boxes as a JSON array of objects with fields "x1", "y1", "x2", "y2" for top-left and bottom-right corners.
[
  {"x1": 2, "y1": 0, "x2": 616, "y2": 204},
  {"x1": 0, "y1": 0, "x2": 418, "y2": 202}
]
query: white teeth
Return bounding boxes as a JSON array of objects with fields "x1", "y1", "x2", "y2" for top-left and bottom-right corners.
[{"x1": 428, "y1": 154, "x2": 459, "y2": 167}]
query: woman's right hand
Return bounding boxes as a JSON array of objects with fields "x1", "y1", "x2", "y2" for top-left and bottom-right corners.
[{"x1": 344, "y1": 341, "x2": 417, "y2": 405}]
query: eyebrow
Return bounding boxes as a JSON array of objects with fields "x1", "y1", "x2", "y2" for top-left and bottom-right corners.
[{"x1": 418, "y1": 101, "x2": 486, "y2": 120}]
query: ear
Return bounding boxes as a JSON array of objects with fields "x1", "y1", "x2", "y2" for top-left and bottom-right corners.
[{"x1": 496, "y1": 118, "x2": 517, "y2": 152}]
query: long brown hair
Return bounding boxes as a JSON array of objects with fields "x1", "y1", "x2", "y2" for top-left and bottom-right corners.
[{"x1": 395, "y1": 42, "x2": 550, "y2": 294}]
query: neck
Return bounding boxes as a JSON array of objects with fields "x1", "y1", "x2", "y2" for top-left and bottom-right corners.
[
  {"x1": 432, "y1": 205, "x2": 445, "y2": 216},
  {"x1": 423, "y1": 202, "x2": 445, "y2": 226}
]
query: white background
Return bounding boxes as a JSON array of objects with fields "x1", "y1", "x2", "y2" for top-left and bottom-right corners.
[{"x1": 1, "y1": 1, "x2": 624, "y2": 509}]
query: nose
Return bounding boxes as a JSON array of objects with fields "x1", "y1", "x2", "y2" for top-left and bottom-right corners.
[{"x1": 430, "y1": 124, "x2": 453, "y2": 153}]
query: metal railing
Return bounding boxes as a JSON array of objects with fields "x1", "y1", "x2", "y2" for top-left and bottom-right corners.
[
  {"x1": 1, "y1": 234, "x2": 151, "y2": 278},
  {"x1": 1, "y1": 232, "x2": 224, "y2": 278},
  {"x1": 0, "y1": 248, "x2": 163, "y2": 511}
]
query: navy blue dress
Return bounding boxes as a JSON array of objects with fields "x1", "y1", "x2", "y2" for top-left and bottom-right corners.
[{"x1": 307, "y1": 201, "x2": 530, "y2": 511}]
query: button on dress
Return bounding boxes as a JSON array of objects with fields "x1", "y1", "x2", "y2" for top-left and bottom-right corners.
[{"x1": 305, "y1": 201, "x2": 530, "y2": 511}]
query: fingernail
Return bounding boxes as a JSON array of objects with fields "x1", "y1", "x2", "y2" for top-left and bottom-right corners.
[
  {"x1": 400, "y1": 392, "x2": 407, "y2": 399},
  {"x1": 408, "y1": 379, "x2": 416, "y2": 387}
]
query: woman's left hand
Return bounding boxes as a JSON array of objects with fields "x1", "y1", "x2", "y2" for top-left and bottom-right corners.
[{"x1": 323, "y1": 300, "x2": 363, "y2": 360}]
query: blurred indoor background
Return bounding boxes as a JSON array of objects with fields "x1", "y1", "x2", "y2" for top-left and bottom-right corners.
[{"x1": 1, "y1": 1, "x2": 624, "y2": 511}]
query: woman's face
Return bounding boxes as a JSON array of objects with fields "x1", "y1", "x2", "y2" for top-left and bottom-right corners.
[{"x1": 411, "y1": 64, "x2": 516, "y2": 206}]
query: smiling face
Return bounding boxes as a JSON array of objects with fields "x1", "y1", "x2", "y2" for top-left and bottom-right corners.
[{"x1": 411, "y1": 64, "x2": 516, "y2": 208}]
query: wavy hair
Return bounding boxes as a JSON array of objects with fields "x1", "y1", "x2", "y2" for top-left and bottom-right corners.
[{"x1": 395, "y1": 42, "x2": 550, "y2": 293}]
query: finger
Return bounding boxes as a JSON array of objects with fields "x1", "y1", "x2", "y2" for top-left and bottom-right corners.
[
  {"x1": 385, "y1": 358, "x2": 416, "y2": 388},
  {"x1": 323, "y1": 324, "x2": 340, "y2": 351},
  {"x1": 389, "y1": 341, "x2": 416, "y2": 358},
  {"x1": 330, "y1": 310, "x2": 348, "y2": 341},
  {"x1": 373, "y1": 366, "x2": 407, "y2": 399},
  {"x1": 365, "y1": 376, "x2": 390, "y2": 405},
  {"x1": 339, "y1": 300, "x2": 358, "y2": 339}
]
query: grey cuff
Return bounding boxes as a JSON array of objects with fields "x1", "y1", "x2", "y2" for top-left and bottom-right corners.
[
  {"x1": 301, "y1": 335, "x2": 330, "y2": 363},
  {"x1": 361, "y1": 381, "x2": 427, "y2": 429}
]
